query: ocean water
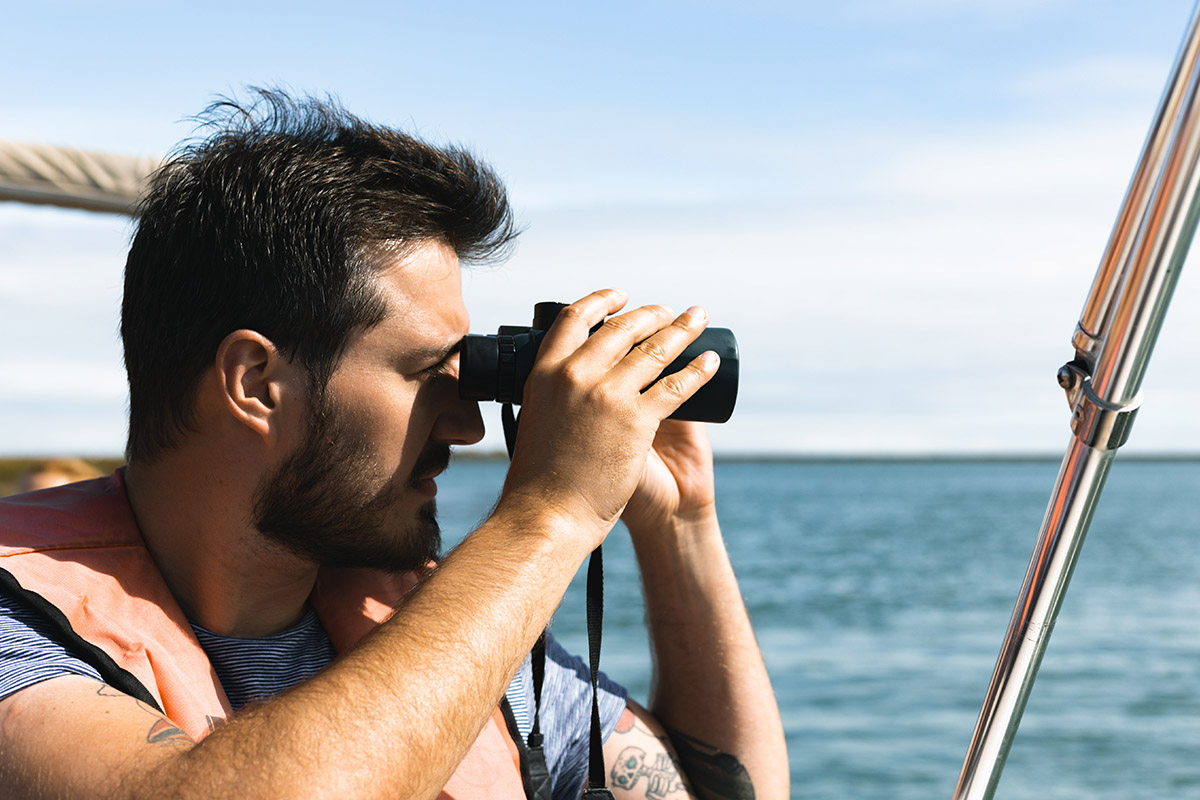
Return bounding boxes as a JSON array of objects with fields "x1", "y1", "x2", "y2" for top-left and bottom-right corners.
[{"x1": 436, "y1": 457, "x2": 1200, "y2": 799}]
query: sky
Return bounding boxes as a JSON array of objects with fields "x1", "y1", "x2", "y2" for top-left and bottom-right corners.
[{"x1": 3, "y1": 0, "x2": 1200, "y2": 457}]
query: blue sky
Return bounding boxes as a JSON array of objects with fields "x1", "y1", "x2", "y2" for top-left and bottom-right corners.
[{"x1": 3, "y1": 0, "x2": 1200, "y2": 455}]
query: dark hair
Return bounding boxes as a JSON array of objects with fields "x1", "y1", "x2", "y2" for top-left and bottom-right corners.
[{"x1": 121, "y1": 89, "x2": 518, "y2": 462}]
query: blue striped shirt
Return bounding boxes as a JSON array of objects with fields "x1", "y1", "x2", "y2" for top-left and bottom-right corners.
[{"x1": 0, "y1": 591, "x2": 626, "y2": 800}]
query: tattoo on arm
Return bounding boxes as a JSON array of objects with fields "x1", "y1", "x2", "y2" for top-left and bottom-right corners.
[
  {"x1": 664, "y1": 728, "x2": 755, "y2": 800},
  {"x1": 95, "y1": 684, "x2": 192, "y2": 748},
  {"x1": 145, "y1": 718, "x2": 190, "y2": 745},
  {"x1": 609, "y1": 710, "x2": 691, "y2": 799},
  {"x1": 610, "y1": 744, "x2": 688, "y2": 799}
]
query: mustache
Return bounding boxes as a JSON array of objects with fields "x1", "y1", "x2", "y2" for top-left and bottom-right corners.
[{"x1": 409, "y1": 443, "x2": 452, "y2": 485}]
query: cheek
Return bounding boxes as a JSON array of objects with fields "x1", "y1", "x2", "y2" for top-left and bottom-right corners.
[
  {"x1": 365, "y1": 384, "x2": 438, "y2": 472},
  {"x1": 329, "y1": 376, "x2": 421, "y2": 452},
  {"x1": 400, "y1": 382, "x2": 449, "y2": 440}
]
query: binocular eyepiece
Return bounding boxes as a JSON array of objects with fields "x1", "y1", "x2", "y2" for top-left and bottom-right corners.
[{"x1": 459, "y1": 302, "x2": 739, "y2": 423}]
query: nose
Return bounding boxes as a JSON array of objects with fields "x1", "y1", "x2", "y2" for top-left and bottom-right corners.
[{"x1": 432, "y1": 393, "x2": 486, "y2": 446}]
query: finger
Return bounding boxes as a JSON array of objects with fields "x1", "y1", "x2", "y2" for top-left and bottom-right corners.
[
  {"x1": 609, "y1": 306, "x2": 710, "y2": 390},
  {"x1": 536, "y1": 288, "x2": 628, "y2": 363},
  {"x1": 573, "y1": 303, "x2": 677, "y2": 368},
  {"x1": 640, "y1": 350, "x2": 721, "y2": 419}
]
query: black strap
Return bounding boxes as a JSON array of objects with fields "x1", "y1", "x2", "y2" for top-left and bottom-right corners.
[
  {"x1": 499, "y1": 691, "x2": 552, "y2": 800},
  {"x1": 0, "y1": 566, "x2": 161, "y2": 710},
  {"x1": 530, "y1": 631, "x2": 546, "y2": 740},
  {"x1": 501, "y1": 400, "x2": 614, "y2": 798},
  {"x1": 584, "y1": 545, "x2": 615, "y2": 798},
  {"x1": 502, "y1": 403, "x2": 520, "y2": 460},
  {"x1": 526, "y1": 632, "x2": 552, "y2": 800}
]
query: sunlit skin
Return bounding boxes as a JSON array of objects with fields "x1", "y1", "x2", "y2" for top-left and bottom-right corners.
[
  {"x1": 119, "y1": 241, "x2": 481, "y2": 638},
  {"x1": 249, "y1": 242, "x2": 483, "y2": 572},
  {"x1": 0, "y1": 239, "x2": 789, "y2": 799},
  {"x1": 313, "y1": 241, "x2": 484, "y2": 535}
]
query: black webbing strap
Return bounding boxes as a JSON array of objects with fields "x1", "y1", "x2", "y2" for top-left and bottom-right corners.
[
  {"x1": 500, "y1": 401, "x2": 614, "y2": 798},
  {"x1": 502, "y1": 403, "x2": 553, "y2": 800},
  {"x1": 582, "y1": 545, "x2": 615, "y2": 798},
  {"x1": 0, "y1": 566, "x2": 161, "y2": 710},
  {"x1": 525, "y1": 632, "x2": 553, "y2": 800},
  {"x1": 499, "y1": 676, "x2": 551, "y2": 800},
  {"x1": 501, "y1": 403, "x2": 520, "y2": 460}
]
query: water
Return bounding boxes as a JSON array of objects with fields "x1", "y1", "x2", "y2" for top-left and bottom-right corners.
[{"x1": 436, "y1": 457, "x2": 1200, "y2": 799}]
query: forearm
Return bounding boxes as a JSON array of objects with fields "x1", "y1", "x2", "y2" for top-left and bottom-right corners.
[
  {"x1": 152, "y1": 506, "x2": 597, "y2": 799},
  {"x1": 167, "y1": 296, "x2": 713, "y2": 798},
  {"x1": 629, "y1": 512, "x2": 789, "y2": 799},
  {"x1": 1, "y1": 292, "x2": 718, "y2": 799}
]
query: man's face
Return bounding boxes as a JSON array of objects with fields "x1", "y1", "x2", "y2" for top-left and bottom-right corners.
[{"x1": 252, "y1": 241, "x2": 484, "y2": 572}]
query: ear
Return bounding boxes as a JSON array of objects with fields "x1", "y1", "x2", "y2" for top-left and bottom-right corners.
[{"x1": 214, "y1": 330, "x2": 295, "y2": 443}]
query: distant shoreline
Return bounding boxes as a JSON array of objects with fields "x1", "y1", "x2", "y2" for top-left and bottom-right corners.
[
  {"x1": 4, "y1": 451, "x2": 1200, "y2": 476},
  {"x1": 5, "y1": 452, "x2": 1196, "y2": 497},
  {"x1": 706, "y1": 452, "x2": 1200, "y2": 464}
]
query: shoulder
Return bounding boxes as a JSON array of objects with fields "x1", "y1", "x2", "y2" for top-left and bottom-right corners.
[
  {"x1": 0, "y1": 473, "x2": 131, "y2": 552},
  {"x1": 0, "y1": 584, "x2": 102, "y2": 701}
]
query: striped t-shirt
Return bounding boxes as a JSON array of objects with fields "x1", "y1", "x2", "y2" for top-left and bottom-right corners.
[{"x1": 0, "y1": 591, "x2": 626, "y2": 800}]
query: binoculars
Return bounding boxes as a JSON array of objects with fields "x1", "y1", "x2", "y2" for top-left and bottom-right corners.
[{"x1": 459, "y1": 302, "x2": 739, "y2": 423}]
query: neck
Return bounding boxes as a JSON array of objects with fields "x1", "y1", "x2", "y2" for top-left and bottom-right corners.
[{"x1": 124, "y1": 449, "x2": 319, "y2": 638}]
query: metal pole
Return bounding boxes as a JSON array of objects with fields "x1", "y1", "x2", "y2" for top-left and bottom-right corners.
[
  {"x1": 1072, "y1": 7, "x2": 1200, "y2": 366},
  {"x1": 953, "y1": 4, "x2": 1200, "y2": 798}
]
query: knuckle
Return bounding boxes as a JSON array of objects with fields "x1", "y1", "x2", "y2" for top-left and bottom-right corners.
[
  {"x1": 637, "y1": 338, "x2": 670, "y2": 364},
  {"x1": 556, "y1": 304, "x2": 587, "y2": 325},
  {"x1": 604, "y1": 315, "x2": 636, "y2": 336},
  {"x1": 672, "y1": 313, "x2": 698, "y2": 332},
  {"x1": 656, "y1": 372, "x2": 689, "y2": 401},
  {"x1": 559, "y1": 360, "x2": 589, "y2": 388}
]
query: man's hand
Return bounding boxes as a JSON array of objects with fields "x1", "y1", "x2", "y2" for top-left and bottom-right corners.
[
  {"x1": 497, "y1": 289, "x2": 718, "y2": 547},
  {"x1": 614, "y1": 414, "x2": 792, "y2": 799},
  {"x1": 622, "y1": 420, "x2": 718, "y2": 536}
]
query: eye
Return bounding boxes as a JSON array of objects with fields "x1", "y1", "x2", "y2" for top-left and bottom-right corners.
[
  {"x1": 409, "y1": 343, "x2": 462, "y2": 380},
  {"x1": 422, "y1": 357, "x2": 456, "y2": 379}
]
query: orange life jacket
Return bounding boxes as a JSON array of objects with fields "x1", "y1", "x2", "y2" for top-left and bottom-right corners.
[{"x1": 0, "y1": 471, "x2": 527, "y2": 800}]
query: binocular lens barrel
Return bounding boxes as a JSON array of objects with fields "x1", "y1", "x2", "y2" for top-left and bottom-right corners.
[{"x1": 460, "y1": 319, "x2": 738, "y2": 424}]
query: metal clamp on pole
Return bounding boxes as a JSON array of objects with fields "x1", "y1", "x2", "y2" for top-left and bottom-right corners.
[
  {"x1": 1057, "y1": 362, "x2": 1142, "y2": 451},
  {"x1": 1070, "y1": 384, "x2": 1141, "y2": 451}
]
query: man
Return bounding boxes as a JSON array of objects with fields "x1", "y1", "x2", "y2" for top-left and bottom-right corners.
[{"x1": 0, "y1": 91, "x2": 787, "y2": 799}]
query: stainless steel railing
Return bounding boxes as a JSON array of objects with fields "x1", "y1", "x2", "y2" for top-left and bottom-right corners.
[{"x1": 953, "y1": 4, "x2": 1200, "y2": 797}]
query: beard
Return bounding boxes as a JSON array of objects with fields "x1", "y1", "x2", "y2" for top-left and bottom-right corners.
[{"x1": 251, "y1": 391, "x2": 449, "y2": 573}]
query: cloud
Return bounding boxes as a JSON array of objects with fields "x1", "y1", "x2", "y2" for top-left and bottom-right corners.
[
  {"x1": 839, "y1": 0, "x2": 1074, "y2": 22},
  {"x1": 465, "y1": 102, "x2": 1200, "y2": 455},
  {"x1": 0, "y1": 357, "x2": 127, "y2": 455},
  {"x1": 868, "y1": 115, "x2": 1148, "y2": 206},
  {"x1": 0, "y1": 358, "x2": 126, "y2": 401},
  {"x1": 660, "y1": 0, "x2": 1072, "y2": 24},
  {"x1": 1010, "y1": 56, "x2": 1172, "y2": 102},
  {"x1": 5, "y1": 72, "x2": 1199, "y2": 457}
]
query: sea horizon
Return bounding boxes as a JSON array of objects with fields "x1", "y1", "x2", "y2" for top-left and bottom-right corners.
[{"x1": 6, "y1": 449, "x2": 1200, "y2": 468}]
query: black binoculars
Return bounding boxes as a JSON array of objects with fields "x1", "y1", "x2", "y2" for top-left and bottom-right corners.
[{"x1": 459, "y1": 302, "x2": 739, "y2": 423}]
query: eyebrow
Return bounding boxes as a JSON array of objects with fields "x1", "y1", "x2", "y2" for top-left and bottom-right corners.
[{"x1": 407, "y1": 338, "x2": 464, "y2": 368}]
